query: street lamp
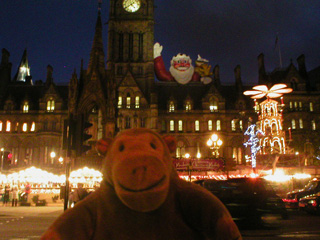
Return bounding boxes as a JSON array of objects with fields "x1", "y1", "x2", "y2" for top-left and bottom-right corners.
[
  {"x1": 207, "y1": 133, "x2": 223, "y2": 157},
  {"x1": 50, "y1": 151, "x2": 56, "y2": 164}
]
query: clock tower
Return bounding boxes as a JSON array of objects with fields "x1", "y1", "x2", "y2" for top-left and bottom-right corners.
[{"x1": 107, "y1": 0, "x2": 155, "y2": 98}]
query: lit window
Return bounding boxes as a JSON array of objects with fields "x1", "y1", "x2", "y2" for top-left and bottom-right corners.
[
  {"x1": 294, "y1": 102, "x2": 298, "y2": 109},
  {"x1": 195, "y1": 120, "x2": 200, "y2": 132},
  {"x1": 185, "y1": 101, "x2": 192, "y2": 111},
  {"x1": 169, "y1": 101, "x2": 175, "y2": 112},
  {"x1": 125, "y1": 116, "x2": 130, "y2": 129},
  {"x1": 289, "y1": 102, "x2": 293, "y2": 109},
  {"x1": 31, "y1": 122, "x2": 35, "y2": 132},
  {"x1": 118, "y1": 96, "x2": 122, "y2": 108},
  {"x1": 47, "y1": 98, "x2": 55, "y2": 112},
  {"x1": 312, "y1": 120, "x2": 316, "y2": 130},
  {"x1": 310, "y1": 102, "x2": 313, "y2": 112},
  {"x1": 135, "y1": 96, "x2": 140, "y2": 109},
  {"x1": 209, "y1": 98, "x2": 218, "y2": 112},
  {"x1": 6, "y1": 121, "x2": 11, "y2": 132},
  {"x1": 170, "y1": 120, "x2": 174, "y2": 131},
  {"x1": 126, "y1": 94, "x2": 131, "y2": 109},
  {"x1": 23, "y1": 101, "x2": 29, "y2": 113},
  {"x1": 178, "y1": 120, "x2": 183, "y2": 132},
  {"x1": 216, "y1": 120, "x2": 221, "y2": 131},
  {"x1": 0, "y1": 121, "x2": 2, "y2": 131},
  {"x1": 299, "y1": 119, "x2": 303, "y2": 129},
  {"x1": 291, "y1": 119, "x2": 296, "y2": 129},
  {"x1": 231, "y1": 119, "x2": 236, "y2": 131},
  {"x1": 239, "y1": 120, "x2": 243, "y2": 131},
  {"x1": 22, "y1": 123, "x2": 28, "y2": 132},
  {"x1": 299, "y1": 102, "x2": 302, "y2": 109},
  {"x1": 208, "y1": 120, "x2": 213, "y2": 131}
]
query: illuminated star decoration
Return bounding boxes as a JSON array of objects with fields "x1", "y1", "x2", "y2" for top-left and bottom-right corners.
[
  {"x1": 243, "y1": 124, "x2": 264, "y2": 169},
  {"x1": 243, "y1": 84, "x2": 292, "y2": 99}
]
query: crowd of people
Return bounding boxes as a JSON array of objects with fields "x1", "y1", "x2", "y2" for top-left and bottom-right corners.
[{"x1": 1, "y1": 182, "x2": 31, "y2": 207}]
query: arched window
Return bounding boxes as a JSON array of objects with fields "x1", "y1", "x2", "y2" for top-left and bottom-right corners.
[
  {"x1": 6, "y1": 121, "x2": 11, "y2": 132},
  {"x1": 185, "y1": 100, "x2": 192, "y2": 112},
  {"x1": 291, "y1": 119, "x2": 296, "y2": 129},
  {"x1": 126, "y1": 93, "x2": 131, "y2": 109},
  {"x1": 309, "y1": 102, "x2": 314, "y2": 112},
  {"x1": 312, "y1": 120, "x2": 316, "y2": 130},
  {"x1": 195, "y1": 120, "x2": 200, "y2": 132},
  {"x1": 216, "y1": 120, "x2": 221, "y2": 131},
  {"x1": 31, "y1": 122, "x2": 35, "y2": 132},
  {"x1": 169, "y1": 101, "x2": 175, "y2": 112},
  {"x1": 22, "y1": 123, "x2": 28, "y2": 132},
  {"x1": 118, "y1": 96, "x2": 122, "y2": 108},
  {"x1": 170, "y1": 120, "x2": 175, "y2": 132},
  {"x1": 178, "y1": 120, "x2": 183, "y2": 132},
  {"x1": 231, "y1": 119, "x2": 236, "y2": 131},
  {"x1": 23, "y1": 101, "x2": 29, "y2": 113},
  {"x1": 47, "y1": 98, "x2": 55, "y2": 112},
  {"x1": 135, "y1": 96, "x2": 140, "y2": 109},
  {"x1": 299, "y1": 119, "x2": 303, "y2": 129},
  {"x1": 209, "y1": 98, "x2": 218, "y2": 112},
  {"x1": 208, "y1": 120, "x2": 213, "y2": 131},
  {"x1": 176, "y1": 141, "x2": 186, "y2": 158}
]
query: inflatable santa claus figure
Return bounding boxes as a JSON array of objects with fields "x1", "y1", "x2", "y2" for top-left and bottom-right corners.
[{"x1": 154, "y1": 42, "x2": 200, "y2": 84}]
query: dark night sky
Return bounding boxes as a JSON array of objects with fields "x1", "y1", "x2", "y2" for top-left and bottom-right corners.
[{"x1": 1, "y1": 0, "x2": 320, "y2": 85}]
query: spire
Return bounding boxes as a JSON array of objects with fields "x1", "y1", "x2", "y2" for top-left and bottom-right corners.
[
  {"x1": 87, "y1": 2, "x2": 105, "y2": 74},
  {"x1": 13, "y1": 48, "x2": 31, "y2": 83}
]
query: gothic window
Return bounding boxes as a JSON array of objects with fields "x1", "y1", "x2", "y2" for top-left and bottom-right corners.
[
  {"x1": 129, "y1": 33, "x2": 133, "y2": 60},
  {"x1": 6, "y1": 121, "x2": 11, "y2": 132},
  {"x1": 31, "y1": 122, "x2": 35, "y2": 132},
  {"x1": 312, "y1": 120, "x2": 316, "y2": 130},
  {"x1": 47, "y1": 98, "x2": 55, "y2": 112},
  {"x1": 178, "y1": 120, "x2": 183, "y2": 132},
  {"x1": 119, "y1": 33, "x2": 124, "y2": 60},
  {"x1": 299, "y1": 119, "x2": 303, "y2": 129},
  {"x1": 168, "y1": 101, "x2": 175, "y2": 112},
  {"x1": 118, "y1": 96, "x2": 122, "y2": 108},
  {"x1": 126, "y1": 93, "x2": 131, "y2": 109},
  {"x1": 216, "y1": 120, "x2": 221, "y2": 131},
  {"x1": 209, "y1": 97, "x2": 218, "y2": 112},
  {"x1": 185, "y1": 101, "x2": 192, "y2": 112},
  {"x1": 208, "y1": 120, "x2": 213, "y2": 131},
  {"x1": 170, "y1": 120, "x2": 174, "y2": 132},
  {"x1": 125, "y1": 116, "x2": 131, "y2": 129},
  {"x1": 291, "y1": 119, "x2": 296, "y2": 129},
  {"x1": 138, "y1": 33, "x2": 143, "y2": 59},
  {"x1": 309, "y1": 102, "x2": 314, "y2": 112},
  {"x1": 23, "y1": 101, "x2": 29, "y2": 113},
  {"x1": 231, "y1": 119, "x2": 236, "y2": 131},
  {"x1": 135, "y1": 96, "x2": 140, "y2": 108},
  {"x1": 22, "y1": 123, "x2": 28, "y2": 132},
  {"x1": 195, "y1": 120, "x2": 200, "y2": 132}
]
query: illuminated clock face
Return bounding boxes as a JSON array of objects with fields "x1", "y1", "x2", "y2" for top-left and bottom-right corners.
[{"x1": 122, "y1": 0, "x2": 141, "y2": 13}]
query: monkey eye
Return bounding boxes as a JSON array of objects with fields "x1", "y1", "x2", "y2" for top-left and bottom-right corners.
[
  {"x1": 150, "y1": 142, "x2": 157, "y2": 149},
  {"x1": 119, "y1": 144, "x2": 125, "y2": 152}
]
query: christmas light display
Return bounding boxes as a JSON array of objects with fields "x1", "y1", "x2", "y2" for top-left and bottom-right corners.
[
  {"x1": 244, "y1": 124, "x2": 264, "y2": 169},
  {"x1": 244, "y1": 84, "x2": 292, "y2": 155}
]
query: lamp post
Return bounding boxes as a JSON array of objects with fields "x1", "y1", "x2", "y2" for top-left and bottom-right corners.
[{"x1": 207, "y1": 134, "x2": 223, "y2": 158}]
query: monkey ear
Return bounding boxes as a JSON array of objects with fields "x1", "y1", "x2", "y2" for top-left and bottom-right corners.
[
  {"x1": 96, "y1": 138, "x2": 112, "y2": 156},
  {"x1": 162, "y1": 135, "x2": 177, "y2": 153}
]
